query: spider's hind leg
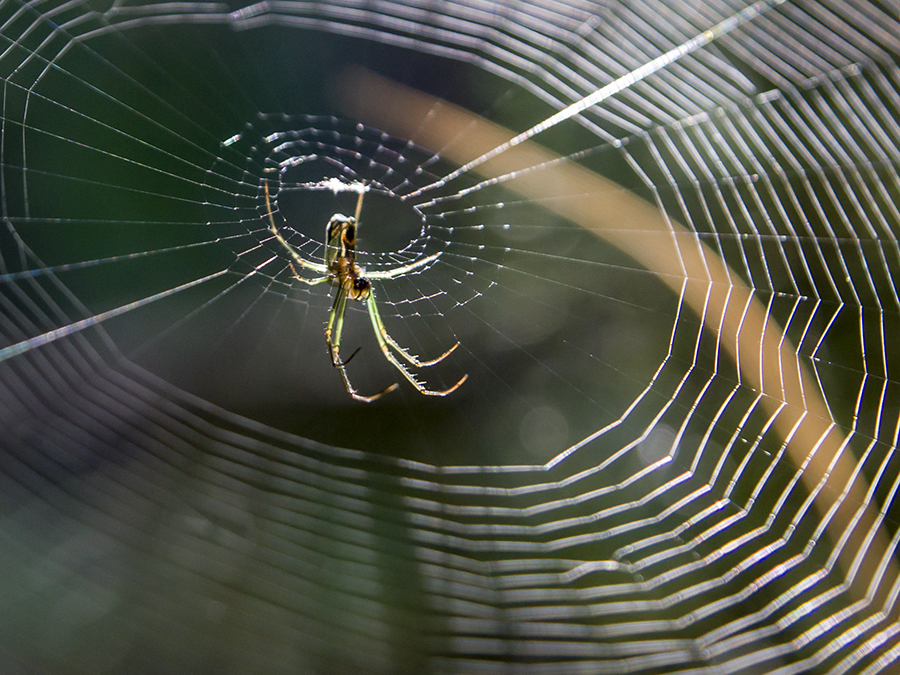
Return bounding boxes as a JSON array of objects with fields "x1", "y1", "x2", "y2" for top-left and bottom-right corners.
[
  {"x1": 325, "y1": 282, "x2": 399, "y2": 402},
  {"x1": 332, "y1": 347, "x2": 361, "y2": 368},
  {"x1": 365, "y1": 289, "x2": 467, "y2": 397}
]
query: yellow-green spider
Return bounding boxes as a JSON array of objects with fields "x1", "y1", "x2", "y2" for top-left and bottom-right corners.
[{"x1": 265, "y1": 182, "x2": 467, "y2": 402}]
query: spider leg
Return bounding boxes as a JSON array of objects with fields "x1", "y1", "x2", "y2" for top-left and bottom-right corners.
[
  {"x1": 326, "y1": 282, "x2": 399, "y2": 402},
  {"x1": 365, "y1": 289, "x2": 467, "y2": 396},
  {"x1": 288, "y1": 262, "x2": 331, "y2": 286},
  {"x1": 353, "y1": 188, "x2": 365, "y2": 224},
  {"x1": 366, "y1": 251, "x2": 443, "y2": 280},
  {"x1": 265, "y1": 181, "x2": 330, "y2": 276},
  {"x1": 366, "y1": 289, "x2": 460, "y2": 367}
]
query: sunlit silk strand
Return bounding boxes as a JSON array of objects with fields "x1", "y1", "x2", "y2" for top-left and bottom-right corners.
[
  {"x1": 409, "y1": 0, "x2": 786, "y2": 198},
  {"x1": 0, "y1": 270, "x2": 228, "y2": 363}
]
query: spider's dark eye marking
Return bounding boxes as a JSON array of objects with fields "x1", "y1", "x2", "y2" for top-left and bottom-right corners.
[{"x1": 353, "y1": 277, "x2": 371, "y2": 292}]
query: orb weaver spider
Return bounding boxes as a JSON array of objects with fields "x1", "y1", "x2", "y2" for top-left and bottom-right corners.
[{"x1": 264, "y1": 181, "x2": 467, "y2": 402}]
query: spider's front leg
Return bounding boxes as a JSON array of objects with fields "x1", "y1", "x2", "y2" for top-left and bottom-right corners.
[
  {"x1": 264, "y1": 181, "x2": 330, "y2": 279},
  {"x1": 325, "y1": 282, "x2": 398, "y2": 402}
]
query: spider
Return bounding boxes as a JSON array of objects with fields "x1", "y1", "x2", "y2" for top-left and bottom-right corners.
[{"x1": 264, "y1": 181, "x2": 467, "y2": 402}]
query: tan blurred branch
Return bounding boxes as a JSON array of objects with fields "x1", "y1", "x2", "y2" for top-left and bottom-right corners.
[{"x1": 336, "y1": 67, "x2": 897, "y2": 604}]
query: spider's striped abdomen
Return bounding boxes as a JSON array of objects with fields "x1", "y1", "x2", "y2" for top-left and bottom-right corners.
[{"x1": 325, "y1": 215, "x2": 357, "y2": 269}]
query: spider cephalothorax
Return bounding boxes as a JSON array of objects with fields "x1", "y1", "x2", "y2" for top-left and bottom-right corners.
[{"x1": 265, "y1": 181, "x2": 467, "y2": 402}]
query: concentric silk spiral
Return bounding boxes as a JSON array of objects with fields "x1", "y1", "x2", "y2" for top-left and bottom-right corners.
[{"x1": 1, "y1": 1, "x2": 900, "y2": 673}]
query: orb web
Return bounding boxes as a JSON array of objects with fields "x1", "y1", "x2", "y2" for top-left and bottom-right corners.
[{"x1": 1, "y1": 0, "x2": 900, "y2": 673}]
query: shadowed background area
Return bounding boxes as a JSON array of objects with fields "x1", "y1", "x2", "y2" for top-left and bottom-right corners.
[{"x1": 2, "y1": 0, "x2": 900, "y2": 673}]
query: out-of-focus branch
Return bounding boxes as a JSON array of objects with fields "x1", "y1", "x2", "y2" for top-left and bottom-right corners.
[{"x1": 336, "y1": 67, "x2": 897, "y2": 607}]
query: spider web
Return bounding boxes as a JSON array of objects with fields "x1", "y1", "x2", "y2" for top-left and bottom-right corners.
[{"x1": 2, "y1": 0, "x2": 900, "y2": 673}]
